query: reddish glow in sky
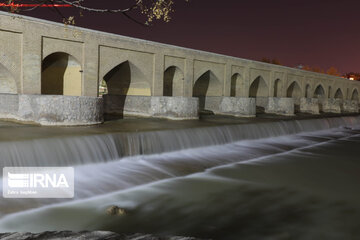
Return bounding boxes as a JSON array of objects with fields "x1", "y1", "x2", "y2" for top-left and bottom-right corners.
[{"x1": 12, "y1": 0, "x2": 360, "y2": 73}]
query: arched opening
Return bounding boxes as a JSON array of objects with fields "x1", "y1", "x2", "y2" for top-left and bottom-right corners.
[
  {"x1": 193, "y1": 70, "x2": 222, "y2": 111},
  {"x1": 41, "y1": 52, "x2": 82, "y2": 96},
  {"x1": 314, "y1": 85, "x2": 325, "y2": 112},
  {"x1": 230, "y1": 73, "x2": 241, "y2": 97},
  {"x1": 101, "y1": 61, "x2": 151, "y2": 119},
  {"x1": 305, "y1": 84, "x2": 311, "y2": 98},
  {"x1": 103, "y1": 60, "x2": 151, "y2": 96},
  {"x1": 334, "y1": 88, "x2": 344, "y2": 100},
  {"x1": 103, "y1": 61, "x2": 131, "y2": 95},
  {"x1": 351, "y1": 89, "x2": 359, "y2": 101},
  {"x1": 286, "y1": 81, "x2": 302, "y2": 98},
  {"x1": 249, "y1": 76, "x2": 268, "y2": 97},
  {"x1": 163, "y1": 66, "x2": 184, "y2": 96},
  {"x1": 273, "y1": 79, "x2": 281, "y2": 97},
  {"x1": 314, "y1": 85, "x2": 325, "y2": 99},
  {"x1": 0, "y1": 63, "x2": 17, "y2": 94},
  {"x1": 287, "y1": 81, "x2": 302, "y2": 113}
]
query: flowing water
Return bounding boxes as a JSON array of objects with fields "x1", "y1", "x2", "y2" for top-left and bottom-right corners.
[{"x1": 0, "y1": 116, "x2": 360, "y2": 239}]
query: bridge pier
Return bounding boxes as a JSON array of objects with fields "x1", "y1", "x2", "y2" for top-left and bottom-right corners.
[
  {"x1": 321, "y1": 99, "x2": 342, "y2": 113},
  {"x1": 300, "y1": 98, "x2": 320, "y2": 114},
  {"x1": 343, "y1": 100, "x2": 359, "y2": 113},
  {"x1": 0, "y1": 94, "x2": 103, "y2": 125},
  {"x1": 103, "y1": 95, "x2": 199, "y2": 120},
  {"x1": 256, "y1": 97, "x2": 295, "y2": 116},
  {"x1": 203, "y1": 97, "x2": 256, "y2": 117}
]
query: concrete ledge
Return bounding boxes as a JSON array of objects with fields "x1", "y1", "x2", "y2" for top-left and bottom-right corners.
[
  {"x1": 322, "y1": 98, "x2": 342, "y2": 113},
  {"x1": 218, "y1": 97, "x2": 256, "y2": 117},
  {"x1": 0, "y1": 94, "x2": 103, "y2": 126},
  {"x1": 264, "y1": 97, "x2": 295, "y2": 116},
  {"x1": 149, "y1": 97, "x2": 199, "y2": 119},
  {"x1": 203, "y1": 97, "x2": 256, "y2": 117},
  {"x1": 103, "y1": 95, "x2": 199, "y2": 120},
  {"x1": 0, "y1": 93, "x2": 19, "y2": 119},
  {"x1": 343, "y1": 100, "x2": 359, "y2": 113},
  {"x1": 300, "y1": 98, "x2": 320, "y2": 114}
]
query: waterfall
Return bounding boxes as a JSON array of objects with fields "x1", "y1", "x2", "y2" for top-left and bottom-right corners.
[{"x1": 0, "y1": 116, "x2": 359, "y2": 169}]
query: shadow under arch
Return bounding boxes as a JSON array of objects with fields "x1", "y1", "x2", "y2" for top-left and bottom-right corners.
[
  {"x1": 41, "y1": 52, "x2": 82, "y2": 96},
  {"x1": 249, "y1": 76, "x2": 268, "y2": 98},
  {"x1": 230, "y1": 73, "x2": 241, "y2": 97},
  {"x1": 286, "y1": 81, "x2": 302, "y2": 98},
  {"x1": 273, "y1": 78, "x2": 281, "y2": 97},
  {"x1": 287, "y1": 81, "x2": 302, "y2": 112},
  {"x1": 249, "y1": 76, "x2": 268, "y2": 114},
  {"x1": 313, "y1": 84, "x2": 325, "y2": 99},
  {"x1": 103, "y1": 61, "x2": 131, "y2": 95},
  {"x1": 163, "y1": 66, "x2": 184, "y2": 96},
  {"x1": 305, "y1": 84, "x2": 311, "y2": 98},
  {"x1": 101, "y1": 61, "x2": 131, "y2": 120},
  {"x1": 314, "y1": 84, "x2": 326, "y2": 112},
  {"x1": 0, "y1": 63, "x2": 17, "y2": 94},
  {"x1": 193, "y1": 70, "x2": 221, "y2": 112},
  {"x1": 351, "y1": 89, "x2": 359, "y2": 101},
  {"x1": 334, "y1": 88, "x2": 344, "y2": 100}
]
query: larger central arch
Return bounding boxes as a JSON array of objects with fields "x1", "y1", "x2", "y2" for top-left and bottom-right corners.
[
  {"x1": 249, "y1": 76, "x2": 268, "y2": 97},
  {"x1": 193, "y1": 70, "x2": 222, "y2": 111},
  {"x1": 273, "y1": 79, "x2": 282, "y2": 97},
  {"x1": 103, "y1": 61, "x2": 131, "y2": 95},
  {"x1": 163, "y1": 66, "x2": 184, "y2": 96},
  {"x1": 230, "y1": 73, "x2": 242, "y2": 97},
  {"x1": 41, "y1": 52, "x2": 82, "y2": 96},
  {"x1": 286, "y1": 81, "x2": 302, "y2": 98},
  {"x1": 334, "y1": 88, "x2": 344, "y2": 100},
  {"x1": 102, "y1": 60, "x2": 151, "y2": 97},
  {"x1": 351, "y1": 89, "x2": 359, "y2": 101},
  {"x1": 313, "y1": 85, "x2": 325, "y2": 99}
]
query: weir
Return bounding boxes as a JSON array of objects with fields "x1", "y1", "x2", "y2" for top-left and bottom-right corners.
[{"x1": 0, "y1": 115, "x2": 359, "y2": 169}]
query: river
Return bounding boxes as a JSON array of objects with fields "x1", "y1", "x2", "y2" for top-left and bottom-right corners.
[{"x1": 0, "y1": 115, "x2": 359, "y2": 239}]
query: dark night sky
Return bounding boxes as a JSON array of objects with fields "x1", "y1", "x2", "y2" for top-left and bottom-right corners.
[{"x1": 13, "y1": 0, "x2": 360, "y2": 73}]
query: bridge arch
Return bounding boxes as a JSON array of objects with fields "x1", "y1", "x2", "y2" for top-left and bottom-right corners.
[
  {"x1": 0, "y1": 62, "x2": 17, "y2": 94},
  {"x1": 163, "y1": 66, "x2": 184, "y2": 96},
  {"x1": 102, "y1": 60, "x2": 151, "y2": 96},
  {"x1": 334, "y1": 88, "x2": 344, "y2": 100},
  {"x1": 249, "y1": 76, "x2": 268, "y2": 97},
  {"x1": 313, "y1": 84, "x2": 326, "y2": 99},
  {"x1": 230, "y1": 73, "x2": 242, "y2": 97},
  {"x1": 41, "y1": 52, "x2": 82, "y2": 96},
  {"x1": 351, "y1": 89, "x2": 359, "y2": 101},
  {"x1": 305, "y1": 84, "x2": 311, "y2": 98},
  {"x1": 273, "y1": 78, "x2": 282, "y2": 97},
  {"x1": 286, "y1": 81, "x2": 302, "y2": 98},
  {"x1": 193, "y1": 70, "x2": 222, "y2": 111}
]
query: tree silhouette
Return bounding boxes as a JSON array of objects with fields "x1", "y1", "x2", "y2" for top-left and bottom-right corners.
[{"x1": 2, "y1": 0, "x2": 190, "y2": 25}]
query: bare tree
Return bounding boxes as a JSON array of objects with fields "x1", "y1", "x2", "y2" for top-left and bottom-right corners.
[{"x1": 2, "y1": 0, "x2": 190, "y2": 25}]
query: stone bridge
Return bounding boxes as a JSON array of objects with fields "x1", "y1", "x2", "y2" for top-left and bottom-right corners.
[{"x1": 0, "y1": 11, "x2": 359, "y2": 125}]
